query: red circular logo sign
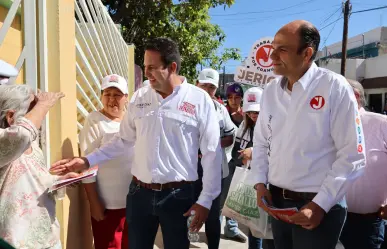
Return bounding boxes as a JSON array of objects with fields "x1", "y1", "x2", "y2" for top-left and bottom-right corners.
[
  {"x1": 310, "y1": 96, "x2": 325, "y2": 110},
  {"x1": 357, "y1": 144, "x2": 363, "y2": 153},
  {"x1": 256, "y1": 45, "x2": 273, "y2": 68}
]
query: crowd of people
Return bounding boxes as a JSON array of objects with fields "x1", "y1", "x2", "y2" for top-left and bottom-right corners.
[{"x1": 0, "y1": 19, "x2": 386, "y2": 249}]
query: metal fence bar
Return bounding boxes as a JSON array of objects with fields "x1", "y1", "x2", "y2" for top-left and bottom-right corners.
[
  {"x1": 75, "y1": 21, "x2": 104, "y2": 80},
  {"x1": 77, "y1": 122, "x2": 83, "y2": 130},
  {"x1": 78, "y1": 0, "x2": 113, "y2": 75},
  {"x1": 96, "y1": 1, "x2": 126, "y2": 76},
  {"x1": 74, "y1": 0, "x2": 131, "y2": 135},
  {"x1": 76, "y1": 62, "x2": 103, "y2": 108},
  {"x1": 23, "y1": 0, "x2": 38, "y2": 91},
  {"x1": 8, "y1": 46, "x2": 26, "y2": 83},
  {"x1": 76, "y1": 81, "x2": 98, "y2": 112},
  {"x1": 38, "y1": 0, "x2": 50, "y2": 166},
  {"x1": 76, "y1": 40, "x2": 102, "y2": 92},
  {"x1": 0, "y1": 0, "x2": 22, "y2": 46},
  {"x1": 75, "y1": 1, "x2": 108, "y2": 76},
  {"x1": 87, "y1": 0, "x2": 121, "y2": 75},
  {"x1": 77, "y1": 100, "x2": 89, "y2": 119},
  {"x1": 101, "y1": 6, "x2": 128, "y2": 74}
]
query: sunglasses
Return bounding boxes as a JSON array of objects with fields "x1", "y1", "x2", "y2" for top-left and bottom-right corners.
[{"x1": 246, "y1": 111, "x2": 259, "y2": 115}]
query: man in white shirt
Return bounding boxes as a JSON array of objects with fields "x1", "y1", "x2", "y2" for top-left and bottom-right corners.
[
  {"x1": 251, "y1": 20, "x2": 366, "y2": 249},
  {"x1": 51, "y1": 38, "x2": 222, "y2": 249},
  {"x1": 339, "y1": 79, "x2": 387, "y2": 249},
  {"x1": 195, "y1": 68, "x2": 235, "y2": 249}
]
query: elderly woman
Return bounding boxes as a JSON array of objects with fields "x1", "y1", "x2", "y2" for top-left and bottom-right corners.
[{"x1": 0, "y1": 84, "x2": 75, "y2": 249}]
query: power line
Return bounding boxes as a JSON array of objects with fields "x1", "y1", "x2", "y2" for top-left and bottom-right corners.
[
  {"x1": 319, "y1": 6, "x2": 342, "y2": 26},
  {"x1": 212, "y1": 0, "x2": 318, "y2": 17},
  {"x1": 222, "y1": 6, "x2": 337, "y2": 27},
  {"x1": 319, "y1": 16, "x2": 343, "y2": 31},
  {"x1": 352, "y1": 5, "x2": 387, "y2": 14},
  {"x1": 321, "y1": 13, "x2": 343, "y2": 48}
]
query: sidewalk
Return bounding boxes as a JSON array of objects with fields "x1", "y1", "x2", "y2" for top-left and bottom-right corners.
[{"x1": 153, "y1": 218, "x2": 344, "y2": 249}]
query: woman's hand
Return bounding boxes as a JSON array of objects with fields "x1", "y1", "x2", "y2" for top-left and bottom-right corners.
[
  {"x1": 239, "y1": 148, "x2": 252, "y2": 160},
  {"x1": 90, "y1": 199, "x2": 106, "y2": 222},
  {"x1": 58, "y1": 172, "x2": 80, "y2": 181},
  {"x1": 57, "y1": 172, "x2": 81, "y2": 188},
  {"x1": 36, "y1": 91, "x2": 65, "y2": 109},
  {"x1": 25, "y1": 91, "x2": 65, "y2": 130}
]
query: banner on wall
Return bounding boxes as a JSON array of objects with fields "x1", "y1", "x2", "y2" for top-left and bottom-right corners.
[{"x1": 234, "y1": 37, "x2": 278, "y2": 88}]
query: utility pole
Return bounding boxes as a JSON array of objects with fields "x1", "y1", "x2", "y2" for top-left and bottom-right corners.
[
  {"x1": 222, "y1": 66, "x2": 226, "y2": 92},
  {"x1": 341, "y1": 0, "x2": 351, "y2": 76}
]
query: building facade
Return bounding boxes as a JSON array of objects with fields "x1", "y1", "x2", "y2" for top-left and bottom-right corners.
[{"x1": 317, "y1": 27, "x2": 387, "y2": 114}]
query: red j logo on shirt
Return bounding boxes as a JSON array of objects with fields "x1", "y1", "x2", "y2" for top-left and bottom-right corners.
[
  {"x1": 357, "y1": 144, "x2": 363, "y2": 153},
  {"x1": 310, "y1": 96, "x2": 325, "y2": 110}
]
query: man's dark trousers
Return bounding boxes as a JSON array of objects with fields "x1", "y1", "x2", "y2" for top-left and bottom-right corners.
[
  {"x1": 269, "y1": 188, "x2": 347, "y2": 249},
  {"x1": 196, "y1": 158, "x2": 222, "y2": 249},
  {"x1": 340, "y1": 212, "x2": 385, "y2": 249},
  {"x1": 126, "y1": 180, "x2": 196, "y2": 249}
]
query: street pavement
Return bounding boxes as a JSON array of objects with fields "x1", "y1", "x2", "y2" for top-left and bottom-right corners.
[{"x1": 153, "y1": 218, "x2": 344, "y2": 249}]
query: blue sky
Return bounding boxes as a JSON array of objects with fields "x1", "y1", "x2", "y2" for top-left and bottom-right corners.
[{"x1": 209, "y1": 0, "x2": 387, "y2": 73}]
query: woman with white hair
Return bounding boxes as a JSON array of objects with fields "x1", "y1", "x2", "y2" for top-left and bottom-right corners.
[{"x1": 0, "y1": 84, "x2": 76, "y2": 249}]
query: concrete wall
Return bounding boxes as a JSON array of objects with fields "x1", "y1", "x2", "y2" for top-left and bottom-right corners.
[
  {"x1": 365, "y1": 53, "x2": 387, "y2": 78},
  {"x1": 318, "y1": 58, "x2": 365, "y2": 80},
  {"x1": 319, "y1": 27, "x2": 384, "y2": 57}
]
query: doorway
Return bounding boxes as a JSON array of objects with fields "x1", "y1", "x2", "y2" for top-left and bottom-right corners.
[{"x1": 368, "y1": 93, "x2": 382, "y2": 113}]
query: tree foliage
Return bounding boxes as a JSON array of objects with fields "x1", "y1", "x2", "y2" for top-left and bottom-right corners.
[{"x1": 102, "y1": 0, "x2": 241, "y2": 81}]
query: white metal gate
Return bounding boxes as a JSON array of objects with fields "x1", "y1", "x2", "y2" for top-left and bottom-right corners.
[{"x1": 75, "y1": 0, "x2": 130, "y2": 132}]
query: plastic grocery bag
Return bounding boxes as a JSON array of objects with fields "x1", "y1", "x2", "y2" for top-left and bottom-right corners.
[{"x1": 222, "y1": 167, "x2": 273, "y2": 239}]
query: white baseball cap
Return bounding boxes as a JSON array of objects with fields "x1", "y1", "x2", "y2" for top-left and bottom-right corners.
[
  {"x1": 243, "y1": 87, "x2": 263, "y2": 113},
  {"x1": 197, "y1": 68, "x2": 219, "y2": 88},
  {"x1": 101, "y1": 74, "x2": 128, "y2": 94},
  {"x1": 0, "y1": 60, "x2": 18, "y2": 85}
]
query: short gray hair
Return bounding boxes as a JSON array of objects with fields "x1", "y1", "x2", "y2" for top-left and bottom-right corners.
[
  {"x1": 0, "y1": 84, "x2": 33, "y2": 128},
  {"x1": 347, "y1": 79, "x2": 366, "y2": 107}
]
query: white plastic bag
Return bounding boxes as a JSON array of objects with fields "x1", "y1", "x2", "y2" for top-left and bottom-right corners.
[{"x1": 222, "y1": 167, "x2": 273, "y2": 239}]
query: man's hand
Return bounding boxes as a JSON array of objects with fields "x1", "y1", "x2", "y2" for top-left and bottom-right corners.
[
  {"x1": 255, "y1": 183, "x2": 278, "y2": 219},
  {"x1": 183, "y1": 203, "x2": 210, "y2": 232},
  {"x1": 90, "y1": 200, "x2": 106, "y2": 222},
  {"x1": 378, "y1": 205, "x2": 387, "y2": 219},
  {"x1": 289, "y1": 202, "x2": 325, "y2": 230},
  {"x1": 50, "y1": 157, "x2": 89, "y2": 175}
]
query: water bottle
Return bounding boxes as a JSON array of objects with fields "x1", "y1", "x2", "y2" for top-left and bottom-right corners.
[{"x1": 187, "y1": 210, "x2": 200, "y2": 242}]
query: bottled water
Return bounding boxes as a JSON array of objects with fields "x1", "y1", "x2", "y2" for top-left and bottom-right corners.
[{"x1": 187, "y1": 210, "x2": 200, "y2": 242}]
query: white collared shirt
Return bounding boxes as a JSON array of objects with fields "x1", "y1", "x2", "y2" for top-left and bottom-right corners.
[
  {"x1": 251, "y1": 63, "x2": 366, "y2": 212},
  {"x1": 213, "y1": 100, "x2": 236, "y2": 178},
  {"x1": 87, "y1": 78, "x2": 222, "y2": 209},
  {"x1": 345, "y1": 108, "x2": 387, "y2": 214}
]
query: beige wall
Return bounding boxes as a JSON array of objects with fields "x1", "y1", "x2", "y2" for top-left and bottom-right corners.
[
  {"x1": 0, "y1": 5, "x2": 23, "y2": 83},
  {"x1": 1, "y1": 2, "x2": 134, "y2": 248},
  {"x1": 46, "y1": 1, "x2": 93, "y2": 248}
]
